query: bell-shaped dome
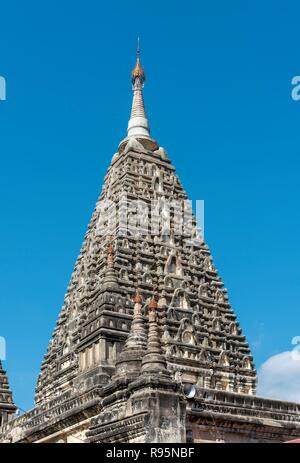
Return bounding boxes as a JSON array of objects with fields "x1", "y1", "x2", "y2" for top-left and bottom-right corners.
[{"x1": 131, "y1": 56, "x2": 146, "y2": 84}]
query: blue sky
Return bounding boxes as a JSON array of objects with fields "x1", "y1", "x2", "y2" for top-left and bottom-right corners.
[{"x1": 1, "y1": 1, "x2": 300, "y2": 410}]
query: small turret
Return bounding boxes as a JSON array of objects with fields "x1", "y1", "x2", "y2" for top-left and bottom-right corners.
[{"x1": 0, "y1": 361, "x2": 16, "y2": 427}]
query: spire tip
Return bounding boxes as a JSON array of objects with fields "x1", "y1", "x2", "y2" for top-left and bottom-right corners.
[
  {"x1": 137, "y1": 37, "x2": 140, "y2": 58},
  {"x1": 132, "y1": 38, "x2": 145, "y2": 85}
]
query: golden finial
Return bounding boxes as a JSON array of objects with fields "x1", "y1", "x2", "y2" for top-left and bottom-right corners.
[
  {"x1": 131, "y1": 37, "x2": 145, "y2": 84},
  {"x1": 148, "y1": 296, "x2": 158, "y2": 312},
  {"x1": 134, "y1": 287, "x2": 142, "y2": 304}
]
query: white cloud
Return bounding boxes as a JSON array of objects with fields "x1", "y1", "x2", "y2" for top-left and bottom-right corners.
[{"x1": 257, "y1": 350, "x2": 300, "y2": 403}]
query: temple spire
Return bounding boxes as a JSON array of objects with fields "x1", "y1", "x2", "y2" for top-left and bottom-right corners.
[
  {"x1": 127, "y1": 41, "x2": 151, "y2": 140},
  {"x1": 102, "y1": 238, "x2": 118, "y2": 288},
  {"x1": 141, "y1": 296, "x2": 169, "y2": 374},
  {"x1": 114, "y1": 287, "x2": 147, "y2": 378}
]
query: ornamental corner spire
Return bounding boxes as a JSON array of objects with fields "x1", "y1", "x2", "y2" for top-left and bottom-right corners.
[
  {"x1": 0, "y1": 360, "x2": 16, "y2": 427},
  {"x1": 102, "y1": 237, "x2": 118, "y2": 288}
]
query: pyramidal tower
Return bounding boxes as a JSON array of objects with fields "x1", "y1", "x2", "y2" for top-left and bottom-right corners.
[
  {"x1": 34, "y1": 48, "x2": 256, "y2": 406},
  {"x1": 2, "y1": 48, "x2": 300, "y2": 444}
]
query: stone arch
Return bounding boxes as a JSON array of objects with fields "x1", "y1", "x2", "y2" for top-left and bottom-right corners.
[
  {"x1": 142, "y1": 272, "x2": 152, "y2": 284},
  {"x1": 165, "y1": 253, "x2": 183, "y2": 276},
  {"x1": 192, "y1": 313, "x2": 200, "y2": 326},
  {"x1": 142, "y1": 240, "x2": 150, "y2": 252},
  {"x1": 115, "y1": 303, "x2": 124, "y2": 313},
  {"x1": 152, "y1": 173, "x2": 164, "y2": 197},
  {"x1": 194, "y1": 303, "x2": 200, "y2": 312},
  {"x1": 122, "y1": 238, "x2": 129, "y2": 249},
  {"x1": 229, "y1": 322, "x2": 238, "y2": 335},
  {"x1": 70, "y1": 305, "x2": 78, "y2": 319},
  {"x1": 215, "y1": 289, "x2": 226, "y2": 303},
  {"x1": 212, "y1": 317, "x2": 221, "y2": 331},
  {"x1": 142, "y1": 164, "x2": 149, "y2": 176},
  {"x1": 166, "y1": 254, "x2": 177, "y2": 274},
  {"x1": 119, "y1": 268, "x2": 129, "y2": 280},
  {"x1": 170, "y1": 345, "x2": 177, "y2": 356},
  {"x1": 153, "y1": 176, "x2": 161, "y2": 193},
  {"x1": 160, "y1": 245, "x2": 168, "y2": 256},
  {"x1": 175, "y1": 318, "x2": 194, "y2": 344},
  {"x1": 182, "y1": 329, "x2": 195, "y2": 345},
  {"x1": 63, "y1": 337, "x2": 71, "y2": 355},
  {"x1": 150, "y1": 164, "x2": 159, "y2": 177},
  {"x1": 164, "y1": 276, "x2": 173, "y2": 288},
  {"x1": 166, "y1": 307, "x2": 176, "y2": 321},
  {"x1": 171, "y1": 288, "x2": 190, "y2": 309},
  {"x1": 108, "y1": 295, "x2": 115, "y2": 304},
  {"x1": 243, "y1": 357, "x2": 252, "y2": 370},
  {"x1": 212, "y1": 306, "x2": 220, "y2": 318}
]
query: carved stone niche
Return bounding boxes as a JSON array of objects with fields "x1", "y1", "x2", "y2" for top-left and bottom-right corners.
[
  {"x1": 176, "y1": 319, "x2": 196, "y2": 346},
  {"x1": 182, "y1": 331, "x2": 195, "y2": 346},
  {"x1": 171, "y1": 289, "x2": 190, "y2": 309},
  {"x1": 165, "y1": 253, "x2": 183, "y2": 277}
]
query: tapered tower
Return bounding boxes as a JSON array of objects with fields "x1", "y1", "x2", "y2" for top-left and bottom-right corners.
[{"x1": 34, "y1": 47, "x2": 256, "y2": 407}]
